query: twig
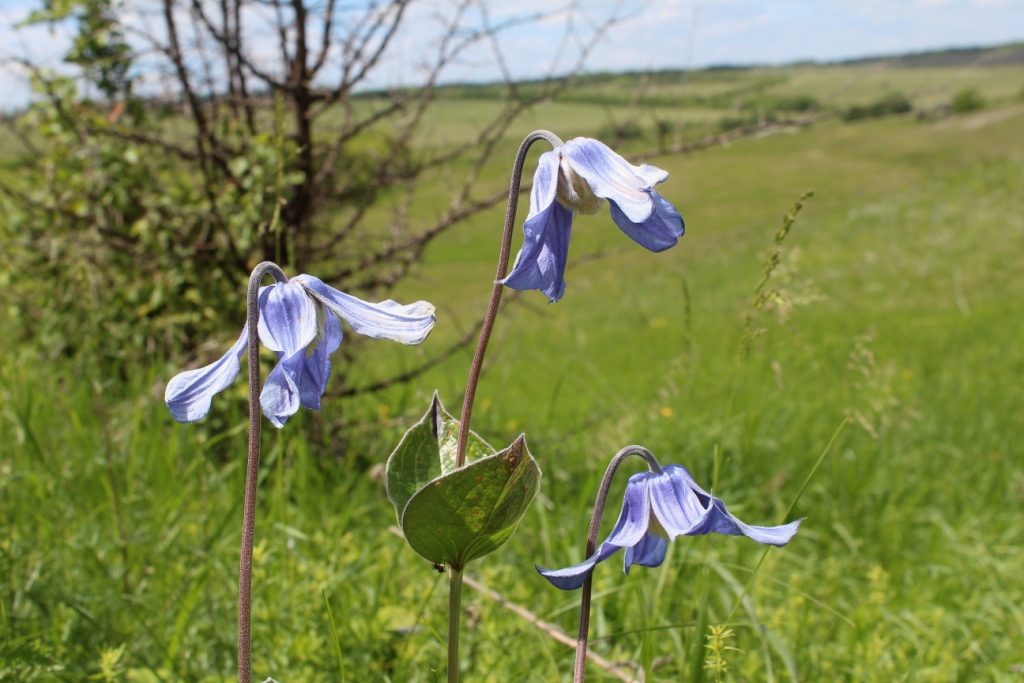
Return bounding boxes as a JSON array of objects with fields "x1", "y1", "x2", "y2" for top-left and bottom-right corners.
[
  {"x1": 384, "y1": 525, "x2": 641, "y2": 683},
  {"x1": 631, "y1": 118, "x2": 813, "y2": 164},
  {"x1": 461, "y1": 575, "x2": 640, "y2": 683}
]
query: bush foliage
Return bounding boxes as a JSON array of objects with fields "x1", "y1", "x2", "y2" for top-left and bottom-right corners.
[{"x1": 1, "y1": 85, "x2": 300, "y2": 362}]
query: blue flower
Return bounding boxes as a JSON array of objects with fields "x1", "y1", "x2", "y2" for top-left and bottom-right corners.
[
  {"x1": 537, "y1": 465, "x2": 800, "y2": 590},
  {"x1": 501, "y1": 137, "x2": 685, "y2": 302},
  {"x1": 165, "y1": 274, "x2": 435, "y2": 428}
]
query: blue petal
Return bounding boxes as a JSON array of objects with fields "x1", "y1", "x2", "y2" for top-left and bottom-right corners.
[
  {"x1": 702, "y1": 500, "x2": 802, "y2": 546},
  {"x1": 260, "y1": 349, "x2": 307, "y2": 428},
  {"x1": 293, "y1": 274, "x2": 435, "y2": 345},
  {"x1": 649, "y1": 464, "x2": 713, "y2": 538},
  {"x1": 298, "y1": 309, "x2": 343, "y2": 410},
  {"x1": 604, "y1": 472, "x2": 654, "y2": 547},
  {"x1": 502, "y1": 202, "x2": 573, "y2": 302},
  {"x1": 561, "y1": 138, "x2": 668, "y2": 223},
  {"x1": 165, "y1": 324, "x2": 248, "y2": 423},
  {"x1": 683, "y1": 475, "x2": 802, "y2": 547},
  {"x1": 528, "y1": 150, "x2": 561, "y2": 211},
  {"x1": 536, "y1": 471, "x2": 654, "y2": 590},
  {"x1": 501, "y1": 151, "x2": 575, "y2": 302},
  {"x1": 534, "y1": 537, "x2": 621, "y2": 591},
  {"x1": 623, "y1": 531, "x2": 668, "y2": 574},
  {"x1": 609, "y1": 189, "x2": 685, "y2": 253},
  {"x1": 258, "y1": 281, "x2": 318, "y2": 355}
]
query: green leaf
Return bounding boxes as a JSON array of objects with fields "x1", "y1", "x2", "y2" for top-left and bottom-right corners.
[
  {"x1": 385, "y1": 393, "x2": 541, "y2": 569},
  {"x1": 228, "y1": 157, "x2": 250, "y2": 177},
  {"x1": 401, "y1": 435, "x2": 540, "y2": 570},
  {"x1": 385, "y1": 393, "x2": 495, "y2": 519}
]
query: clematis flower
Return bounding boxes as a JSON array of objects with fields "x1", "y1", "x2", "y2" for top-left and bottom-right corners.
[
  {"x1": 165, "y1": 274, "x2": 435, "y2": 428},
  {"x1": 501, "y1": 137, "x2": 685, "y2": 302},
  {"x1": 537, "y1": 464, "x2": 800, "y2": 590}
]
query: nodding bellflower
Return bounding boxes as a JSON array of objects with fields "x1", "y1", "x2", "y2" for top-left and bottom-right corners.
[
  {"x1": 537, "y1": 465, "x2": 800, "y2": 590},
  {"x1": 165, "y1": 274, "x2": 435, "y2": 428},
  {"x1": 501, "y1": 137, "x2": 685, "y2": 302}
]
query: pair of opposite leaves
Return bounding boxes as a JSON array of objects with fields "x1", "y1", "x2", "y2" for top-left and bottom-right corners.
[{"x1": 386, "y1": 394, "x2": 540, "y2": 571}]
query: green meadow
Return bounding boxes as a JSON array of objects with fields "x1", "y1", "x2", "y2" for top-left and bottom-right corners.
[{"x1": 2, "y1": 62, "x2": 1024, "y2": 682}]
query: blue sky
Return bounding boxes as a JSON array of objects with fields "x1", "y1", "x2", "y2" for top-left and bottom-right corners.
[
  {"x1": 2, "y1": 0, "x2": 1022, "y2": 109},
  {"x1": 475, "y1": 0, "x2": 1024, "y2": 80}
]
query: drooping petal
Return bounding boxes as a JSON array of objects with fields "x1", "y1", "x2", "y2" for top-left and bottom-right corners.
[
  {"x1": 682, "y1": 487, "x2": 801, "y2": 547},
  {"x1": 536, "y1": 472, "x2": 654, "y2": 590},
  {"x1": 502, "y1": 151, "x2": 575, "y2": 302},
  {"x1": 258, "y1": 281, "x2": 318, "y2": 355},
  {"x1": 292, "y1": 274, "x2": 435, "y2": 345},
  {"x1": 623, "y1": 531, "x2": 668, "y2": 574},
  {"x1": 699, "y1": 499, "x2": 802, "y2": 546},
  {"x1": 604, "y1": 472, "x2": 654, "y2": 547},
  {"x1": 656, "y1": 465, "x2": 800, "y2": 546},
  {"x1": 502, "y1": 203, "x2": 573, "y2": 302},
  {"x1": 608, "y1": 189, "x2": 685, "y2": 253},
  {"x1": 561, "y1": 138, "x2": 668, "y2": 224},
  {"x1": 527, "y1": 149, "x2": 561, "y2": 214},
  {"x1": 297, "y1": 307, "x2": 343, "y2": 410},
  {"x1": 649, "y1": 464, "x2": 713, "y2": 538},
  {"x1": 165, "y1": 324, "x2": 248, "y2": 423},
  {"x1": 534, "y1": 538, "x2": 622, "y2": 591},
  {"x1": 260, "y1": 349, "x2": 307, "y2": 428}
]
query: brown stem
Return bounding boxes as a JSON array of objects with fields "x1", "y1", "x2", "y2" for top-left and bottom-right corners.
[
  {"x1": 454, "y1": 129, "x2": 563, "y2": 467},
  {"x1": 574, "y1": 446, "x2": 661, "y2": 683},
  {"x1": 238, "y1": 261, "x2": 288, "y2": 683}
]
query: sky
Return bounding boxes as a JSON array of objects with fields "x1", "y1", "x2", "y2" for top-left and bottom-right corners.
[{"x1": 1, "y1": 0, "x2": 1022, "y2": 111}]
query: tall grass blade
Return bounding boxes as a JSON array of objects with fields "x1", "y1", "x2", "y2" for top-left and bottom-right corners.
[{"x1": 322, "y1": 588, "x2": 347, "y2": 683}]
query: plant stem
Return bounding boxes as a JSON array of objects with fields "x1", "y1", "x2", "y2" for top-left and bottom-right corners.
[
  {"x1": 449, "y1": 130, "x2": 564, "y2": 682},
  {"x1": 447, "y1": 568, "x2": 465, "y2": 683},
  {"x1": 238, "y1": 261, "x2": 288, "y2": 683},
  {"x1": 455, "y1": 129, "x2": 564, "y2": 468},
  {"x1": 574, "y1": 446, "x2": 662, "y2": 683}
]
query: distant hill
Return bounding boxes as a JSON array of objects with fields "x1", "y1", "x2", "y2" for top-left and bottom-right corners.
[
  {"x1": 411, "y1": 42, "x2": 1024, "y2": 101},
  {"x1": 835, "y1": 42, "x2": 1024, "y2": 68}
]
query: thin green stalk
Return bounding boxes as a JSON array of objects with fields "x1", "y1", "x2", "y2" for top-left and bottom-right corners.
[
  {"x1": 780, "y1": 417, "x2": 849, "y2": 524},
  {"x1": 711, "y1": 443, "x2": 723, "y2": 494},
  {"x1": 723, "y1": 417, "x2": 848, "y2": 625},
  {"x1": 713, "y1": 190, "x2": 817, "y2": 513},
  {"x1": 688, "y1": 536, "x2": 710, "y2": 683},
  {"x1": 447, "y1": 568, "x2": 464, "y2": 683},
  {"x1": 93, "y1": 388, "x2": 132, "y2": 595},
  {"x1": 693, "y1": 190, "x2": 817, "y2": 672},
  {"x1": 322, "y1": 588, "x2": 346, "y2": 683}
]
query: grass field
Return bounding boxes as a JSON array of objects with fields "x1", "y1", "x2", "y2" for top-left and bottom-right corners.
[{"x1": 2, "y1": 62, "x2": 1024, "y2": 682}]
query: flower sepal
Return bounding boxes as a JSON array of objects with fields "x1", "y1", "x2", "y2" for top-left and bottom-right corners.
[{"x1": 386, "y1": 393, "x2": 541, "y2": 570}]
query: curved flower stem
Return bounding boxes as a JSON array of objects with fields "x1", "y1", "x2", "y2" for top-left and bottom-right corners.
[
  {"x1": 239, "y1": 261, "x2": 289, "y2": 683},
  {"x1": 455, "y1": 129, "x2": 564, "y2": 469},
  {"x1": 574, "y1": 446, "x2": 662, "y2": 683}
]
